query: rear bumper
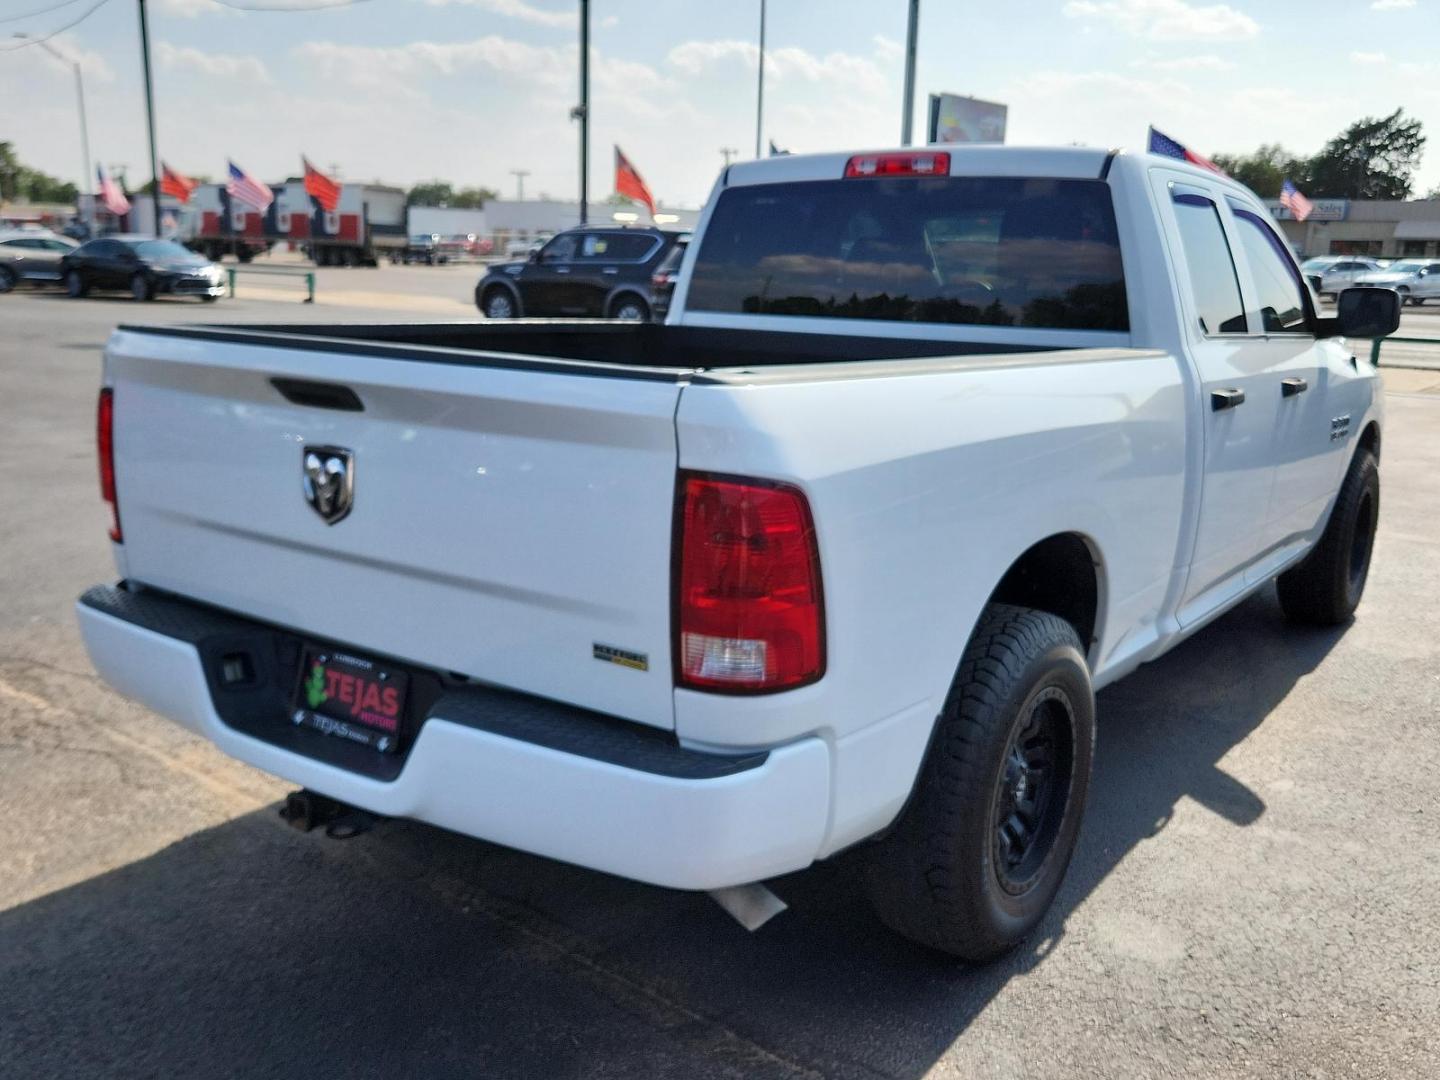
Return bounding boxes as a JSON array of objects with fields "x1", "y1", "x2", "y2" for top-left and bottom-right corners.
[{"x1": 76, "y1": 585, "x2": 830, "y2": 890}]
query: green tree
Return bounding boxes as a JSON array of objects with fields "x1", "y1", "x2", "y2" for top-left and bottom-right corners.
[
  {"x1": 406, "y1": 181, "x2": 454, "y2": 206},
  {"x1": 451, "y1": 186, "x2": 498, "y2": 208},
  {"x1": 1306, "y1": 108, "x2": 1425, "y2": 199},
  {"x1": 1211, "y1": 144, "x2": 1305, "y2": 198},
  {"x1": 0, "y1": 142, "x2": 22, "y2": 201},
  {"x1": 0, "y1": 142, "x2": 78, "y2": 203}
]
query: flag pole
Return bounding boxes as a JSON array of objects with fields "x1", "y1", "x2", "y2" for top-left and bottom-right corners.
[
  {"x1": 754, "y1": 0, "x2": 766, "y2": 158},
  {"x1": 901, "y1": 0, "x2": 919, "y2": 146},
  {"x1": 137, "y1": 0, "x2": 162, "y2": 236},
  {"x1": 577, "y1": 0, "x2": 589, "y2": 224}
]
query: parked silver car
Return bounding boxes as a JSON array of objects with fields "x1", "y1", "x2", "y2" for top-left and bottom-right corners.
[
  {"x1": 0, "y1": 230, "x2": 77, "y2": 292},
  {"x1": 1354, "y1": 258, "x2": 1440, "y2": 305},
  {"x1": 1310, "y1": 257, "x2": 1383, "y2": 298}
]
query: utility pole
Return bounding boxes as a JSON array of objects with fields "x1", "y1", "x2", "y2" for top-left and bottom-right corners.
[
  {"x1": 719, "y1": 147, "x2": 738, "y2": 167},
  {"x1": 136, "y1": 0, "x2": 162, "y2": 235},
  {"x1": 901, "y1": 0, "x2": 919, "y2": 146},
  {"x1": 571, "y1": 0, "x2": 590, "y2": 224},
  {"x1": 13, "y1": 34, "x2": 92, "y2": 228},
  {"x1": 510, "y1": 169, "x2": 530, "y2": 201},
  {"x1": 754, "y1": 0, "x2": 766, "y2": 158}
]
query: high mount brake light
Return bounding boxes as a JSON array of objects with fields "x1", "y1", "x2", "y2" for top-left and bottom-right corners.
[
  {"x1": 843, "y1": 152, "x2": 951, "y2": 178},
  {"x1": 97, "y1": 387, "x2": 121, "y2": 543},
  {"x1": 675, "y1": 472, "x2": 825, "y2": 693}
]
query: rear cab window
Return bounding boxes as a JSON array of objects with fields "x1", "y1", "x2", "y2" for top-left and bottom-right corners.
[{"x1": 686, "y1": 176, "x2": 1129, "y2": 331}]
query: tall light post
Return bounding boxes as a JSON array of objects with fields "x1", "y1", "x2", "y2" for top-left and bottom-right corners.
[
  {"x1": 136, "y1": 0, "x2": 162, "y2": 236},
  {"x1": 754, "y1": 0, "x2": 766, "y2": 158},
  {"x1": 13, "y1": 33, "x2": 93, "y2": 227},
  {"x1": 720, "y1": 147, "x2": 738, "y2": 168},
  {"x1": 570, "y1": 0, "x2": 590, "y2": 224},
  {"x1": 510, "y1": 169, "x2": 530, "y2": 201},
  {"x1": 901, "y1": 0, "x2": 919, "y2": 146}
]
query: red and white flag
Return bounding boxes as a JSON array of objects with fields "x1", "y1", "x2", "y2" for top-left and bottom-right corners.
[
  {"x1": 97, "y1": 164, "x2": 130, "y2": 217},
  {"x1": 160, "y1": 162, "x2": 197, "y2": 203},
  {"x1": 302, "y1": 157, "x2": 342, "y2": 213},
  {"x1": 1280, "y1": 179, "x2": 1315, "y2": 222},
  {"x1": 227, "y1": 159, "x2": 273, "y2": 211},
  {"x1": 614, "y1": 146, "x2": 656, "y2": 217}
]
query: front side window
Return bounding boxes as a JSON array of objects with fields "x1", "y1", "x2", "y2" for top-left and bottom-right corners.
[
  {"x1": 1230, "y1": 207, "x2": 1309, "y2": 333},
  {"x1": 687, "y1": 176, "x2": 1129, "y2": 331},
  {"x1": 1170, "y1": 192, "x2": 1246, "y2": 335},
  {"x1": 540, "y1": 234, "x2": 577, "y2": 262}
]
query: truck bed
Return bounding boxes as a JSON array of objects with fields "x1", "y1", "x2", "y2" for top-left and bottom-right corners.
[{"x1": 116, "y1": 320, "x2": 1093, "y2": 381}]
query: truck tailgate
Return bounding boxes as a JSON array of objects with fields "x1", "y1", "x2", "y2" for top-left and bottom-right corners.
[{"x1": 105, "y1": 329, "x2": 682, "y2": 730}]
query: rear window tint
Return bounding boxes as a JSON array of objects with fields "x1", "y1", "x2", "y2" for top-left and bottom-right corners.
[{"x1": 687, "y1": 177, "x2": 1128, "y2": 331}]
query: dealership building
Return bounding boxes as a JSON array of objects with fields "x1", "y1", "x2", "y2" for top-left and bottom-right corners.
[{"x1": 1265, "y1": 197, "x2": 1440, "y2": 259}]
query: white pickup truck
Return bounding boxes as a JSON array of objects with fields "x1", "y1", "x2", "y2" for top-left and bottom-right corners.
[{"x1": 78, "y1": 146, "x2": 1400, "y2": 961}]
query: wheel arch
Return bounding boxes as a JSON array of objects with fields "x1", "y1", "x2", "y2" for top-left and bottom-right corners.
[
  {"x1": 1357, "y1": 419, "x2": 1380, "y2": 463},
  {"x1": 985, "y1": 531, "x2": 1105, "y2": 662},
  {"x1": 604, "y1": 285, "x2": 650, "y2": 318}
]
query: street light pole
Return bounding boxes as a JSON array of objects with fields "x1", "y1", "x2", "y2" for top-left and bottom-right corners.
[
  {"x1": 901, "y1": 0, "x2": 919, "y2": 146},
  {"x1": 720, "y1": 147, "x2": 738, "y2": 167},
  {"x1": 510, "y1": 169, "x2": 530, "y2": 201},
  {"x1": 754, "y1": 0, "x2": 766, "y2": 158},
  {"x1": 13, "y1": 34, "x2": 93, "y2": 227},
  {"x1": 136, "y1": 0, "x2": 162, "y2": 236},
  {"x1": 575, "y1": 0, "x2": 589, "y2": 224}
]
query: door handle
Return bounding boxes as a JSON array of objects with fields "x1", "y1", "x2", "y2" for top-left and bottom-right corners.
[
  {"x1": 1211, "y1": 388, "x2": 1246, "y2": 411},
  {"x1": 1281, "y1": 377, "x2": 1309, "y2": 397},
  {"x1": 602, "y1": 267, "x2": 619, "y2": 274},
  {"x1": 555, "y1": 267, "x2": 570, "y2": 274}
]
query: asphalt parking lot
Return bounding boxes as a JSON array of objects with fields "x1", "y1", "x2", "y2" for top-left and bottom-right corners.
[{"x1": 2, "y1": 279, "x2": 1439, "y2": 1079}]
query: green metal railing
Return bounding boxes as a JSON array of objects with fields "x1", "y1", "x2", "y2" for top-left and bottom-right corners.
[
  {"x1": 1369, "y1": 335, "x2": 1440, "y2": 366},
  {"x1": 225, "y1": 266, "x2": 316, "y2": 304}
]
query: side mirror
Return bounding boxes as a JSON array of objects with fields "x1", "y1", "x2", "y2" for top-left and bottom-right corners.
[
  {"x1": 1328, "y1": 287, "x2": 1401, "y2": 339},
  {"x1": 528, "y1": 249, "x2": 543, "y2": 263}
]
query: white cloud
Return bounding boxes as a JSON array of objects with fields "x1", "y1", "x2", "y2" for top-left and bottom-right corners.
[
  {"x1": 418, "y1": 0, "x2": 574, "y2": 27},
  {"x1": 1132, "y1": 53, "x2": 1236, "y2": 71},
  {"x1": 1350, "y1": 51, "x2": 1389, "y2": 63},
  {"x1": 1370, "y1": 0, "x2": 1415, "y2": 9},
  {"x1": 872, "y1": 34, "x2": 903, "y2": 63},
  {"x1": 155, "y1": 42, "x2": 271, "y2": 82},
  {"x1": 1063, "y1": 0, "x2": 1259, "y2": 40},
  {"x1": 666, "y1": 39, "x2": 887, "y2": 95}
]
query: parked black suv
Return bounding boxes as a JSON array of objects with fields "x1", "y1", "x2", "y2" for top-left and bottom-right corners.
[{"x1": 476, "y1": 225, "x2": 684, "y2": 322}]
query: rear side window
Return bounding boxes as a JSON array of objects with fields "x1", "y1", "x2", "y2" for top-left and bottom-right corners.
[
  {"x1": 1229, "y1": 206, "x2": 1308, "y2": 333},
  {"x1": 687, "y1": 177, "x2": 1128, "y2": 331},
  {"x1": 579, "y1": 232, "x2": 657, "y2": 261},
  {"x1": 1170, "y1": 192, "x2": 1246, "y2": 335}
]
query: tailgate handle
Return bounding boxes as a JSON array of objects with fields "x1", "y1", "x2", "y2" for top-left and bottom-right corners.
[{"x1": 271, "y1": 378, "x2": 364, "y2": 412}]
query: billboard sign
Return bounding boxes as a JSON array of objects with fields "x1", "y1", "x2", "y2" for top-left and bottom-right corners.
[{"x1": 927, "y1": 93, "x2": 1008, "y2": 145}]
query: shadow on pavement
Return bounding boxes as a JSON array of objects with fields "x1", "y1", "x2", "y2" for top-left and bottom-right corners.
[{"x1": 0, "y1": 589, "x2": 1345, "y2": 1079}]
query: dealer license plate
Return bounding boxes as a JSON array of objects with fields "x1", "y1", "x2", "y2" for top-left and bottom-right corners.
[{"x1": 291, "y1": 646, "x2": 409, "y2": 754}]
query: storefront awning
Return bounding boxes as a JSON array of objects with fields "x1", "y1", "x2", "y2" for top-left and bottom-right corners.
[{"x1": 1393, "y1": 220, "x2": 1440, "y2": 240}]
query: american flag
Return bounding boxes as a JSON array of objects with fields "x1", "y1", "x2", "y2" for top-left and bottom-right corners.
[
  {"x1": 1147, "y1": 127, "x2": 1226, "y2": 176},
  {"x1": 96, "y1": 164, "x2": 130, "y2": 217},
  {"x1": 1280, "y1": 179, "x2": 1315, "y2": 222},
  {"x1": 227, "y1": 159, "x2": 273, "y2": 212}
]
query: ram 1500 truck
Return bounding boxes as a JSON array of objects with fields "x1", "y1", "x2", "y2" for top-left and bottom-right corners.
[{"x1": 77, "y1": 147, "x2": 1400, "y2": 961}]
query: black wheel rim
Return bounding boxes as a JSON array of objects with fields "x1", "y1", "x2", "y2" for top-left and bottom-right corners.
[
  {"x1": 1349, "y1": 489, "x2": 1377, "y2": 593},
  {"x1": 990, "y1": 686, "x2": 1076, "y2": 897}
]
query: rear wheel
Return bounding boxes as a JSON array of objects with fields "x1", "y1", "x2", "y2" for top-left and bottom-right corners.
[
  {"x1": 1277, "y1": 449, "x2": 1379, "y2": 625},
  {"x1": 65, "y1": 270, "x2": 88, "y2": 298},
  {"x1": 865, "y1": 603, "x2": 1095, "y2": 961},
  {"x1": 0, "y1": 266, "x2": 15, "y2": 293},
  {"x1": 481, "y1": 287, "x2": 516, "y2": 319},
  {"x1": 608, "y1": 293, "x2": 650, "y2": 322}
]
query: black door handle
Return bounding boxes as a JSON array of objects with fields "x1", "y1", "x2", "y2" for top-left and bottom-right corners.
[
  {"x1": 1211, "y1": 388, "x2": 1246, "y2": 411},
  {"x1": 1281, "y1": 377, "x2": 1309, "y2": 397}
]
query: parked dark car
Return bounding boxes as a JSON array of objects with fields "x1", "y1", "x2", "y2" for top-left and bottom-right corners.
[
  {"x1": 396, "y1": 233, "x2": 450, "y2": 265},
  {"x1": 648, "y1": 237, "x2": 688, "y2": 321},
  {"x1": 475, "y1": 225, "x2": 684, "y2": 321},
  {"x1": 61, "y1": 235, "x2": 225, "y2": 302},
  {"x1": 0, "y1": 230, "x2": 77, "y2": 292}
]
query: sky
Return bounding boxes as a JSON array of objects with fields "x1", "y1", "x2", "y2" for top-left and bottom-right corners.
[{"x1": 2, "y1": 0, "x2": 1439, "y2": 209}]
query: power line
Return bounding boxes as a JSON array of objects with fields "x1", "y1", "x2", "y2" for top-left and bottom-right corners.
[
  {"x1": 0, "y1": 0, "x2": 87, "y2": 27},
  {"x1": 0, "y1": 0, "x2": 110, "y2": 50},
  {"x1": 205, "y1": 0, "x2": 372, "y2": 10}
]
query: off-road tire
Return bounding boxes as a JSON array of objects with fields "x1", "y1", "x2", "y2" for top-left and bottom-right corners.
[
  {"x1": 865, "y1": 603, "x2": 1095, "y2": 961},
  {"x1": 1277, "y1": 449, "x2": 1379, "y2": 625}
]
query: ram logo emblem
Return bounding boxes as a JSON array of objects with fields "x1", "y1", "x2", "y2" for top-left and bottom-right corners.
[{"x1": 302, "y1": 446, "x2": 355, "y2": 525}]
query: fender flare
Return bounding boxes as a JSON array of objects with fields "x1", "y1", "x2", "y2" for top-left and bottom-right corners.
[{"x1": 477, "y1": 277, "x2": 524, "y2": 316}]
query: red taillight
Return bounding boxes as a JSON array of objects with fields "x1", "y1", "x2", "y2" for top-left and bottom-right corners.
[
  {"x1": 843, "y1": 151, "x2": 951, "y2": 178},
  {"x1": 97, "y1": 387, "x2": 121, "y2": 542},
  {"x1": 675, "y1": 472, "x2": 824, "y2": 693}
]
